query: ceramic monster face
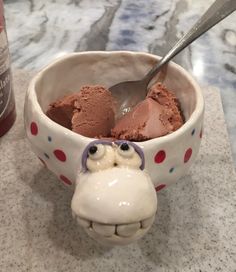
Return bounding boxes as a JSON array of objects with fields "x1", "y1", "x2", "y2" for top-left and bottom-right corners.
[{"x1": 71, "y1": 140, "x2": 157, "y2": 245}]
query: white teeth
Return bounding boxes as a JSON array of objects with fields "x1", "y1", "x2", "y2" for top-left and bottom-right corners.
[
  {"x1": 92, "y1": 222, "x2": 115, "y2": 237},
  {"x1": 116, "y1": 222, "x2": 141, "y2": 237},
  {"x1": 141, "y1": 216, "x2": 155, "y2": 229},
  {"x1": 75, "y1": 215, "x2": 155, "y2": 237},
  {"x1": 77, "y1": 217, "x2": 90, "y2": 228}
]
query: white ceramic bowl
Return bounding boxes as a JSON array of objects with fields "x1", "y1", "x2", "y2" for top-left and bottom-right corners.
[{"x1": 24, "y1": 51, "x2": 204, "y2": 245}]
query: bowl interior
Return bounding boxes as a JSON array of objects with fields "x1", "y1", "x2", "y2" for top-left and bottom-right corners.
[{"x1": 35, "y1": 51, "x2": 197, "y2": 122}]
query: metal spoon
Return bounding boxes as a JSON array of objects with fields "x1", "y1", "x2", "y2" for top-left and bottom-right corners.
[{"x1": 109, "y1": 0, "x2": 236, "y2": 117}]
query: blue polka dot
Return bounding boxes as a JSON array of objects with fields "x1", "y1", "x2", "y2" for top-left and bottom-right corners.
[
  {"x1": 191, "y1": 129, "x2": 195, "y2": 136},
  {"x1": 169, "y1": 167, "x2": 174, "y2": 173},
  {"x1": 48, "y1": 136, "x2": 52, "y2": 142},
  {"x1": 44, "y1": 153, "x2": 50, "y2": 159}
]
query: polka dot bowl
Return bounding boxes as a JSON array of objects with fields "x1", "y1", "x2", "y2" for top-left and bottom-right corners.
[{"x1": 24, "y1": 51, "x2": 204, "y2": 245}]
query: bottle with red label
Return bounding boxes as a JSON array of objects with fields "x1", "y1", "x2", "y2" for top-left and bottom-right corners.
[{"x1": 0, "y1": 0, "x2": 16, "y2": 136}]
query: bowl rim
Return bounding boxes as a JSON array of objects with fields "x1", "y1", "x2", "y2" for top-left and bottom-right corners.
[{"x1": 26, "y1": 51, "x2": 204, "y2": 147}]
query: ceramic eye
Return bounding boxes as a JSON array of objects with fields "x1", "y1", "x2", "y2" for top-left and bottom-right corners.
[
  {"x1": 86, "y1": 145, "x2": 115, "y2": 172},
  {"x1": 115, "y1": 143, "x2": 142, "y2": 169},
  {"x1": 88, "y1": 144, "x2": 105, "y2": 160},
  {"x1": 117, "y1": 143, "x2": 135, "y2": 158}
]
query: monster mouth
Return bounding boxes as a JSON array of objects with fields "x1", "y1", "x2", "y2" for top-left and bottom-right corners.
[{"x1": 73, "y1": 214, "x2": 155, "y2": 238}]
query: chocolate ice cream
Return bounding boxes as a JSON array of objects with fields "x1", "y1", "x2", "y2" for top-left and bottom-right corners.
[
  {"x1": 46, "y1": 93, "x2": 80, "y2": 129},
  {"x1": 111, "y1": 83, "x2": 184, "y2": 141},
  {"x1": 46, "y1": 85, "x2": 115, "y2": 138},
  {"x1": 46, "y1": 82, "x2": 184, "y2": 141}
]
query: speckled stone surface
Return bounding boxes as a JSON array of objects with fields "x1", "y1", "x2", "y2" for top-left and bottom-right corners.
[{"x1": 0, "y1": 70, "x2": 235, "y2": 271}]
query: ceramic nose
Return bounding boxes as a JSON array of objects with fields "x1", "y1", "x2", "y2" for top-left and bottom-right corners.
[{"x1": 71, "y1": 167, "x2": 157, "y2": 225}]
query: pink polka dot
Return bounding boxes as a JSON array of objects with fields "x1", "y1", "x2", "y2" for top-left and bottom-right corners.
[
  {"x1": 38, "y1": 157, "x2": 47, "y2": 168},
  {"x1": 30, "y1": 122, "x2": 38, "y2": 135},
  {"x1": 60, "y1": 175, "x2": 72, "y2": 185},
  {"x1": 154, "y1": 150, "x2": 166, "y2": 164},
  {"x1": 54, "y1": 149, "x2": 66, "y2": 162},
  {"x1": 184, "y1": 148, "x2": 192, "y2": 163},
  {"x1": 155, "y1": 184, "x2": 166, "y2": 191}
]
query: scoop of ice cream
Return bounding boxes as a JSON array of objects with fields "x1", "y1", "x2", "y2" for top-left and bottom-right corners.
[
  {"x1": 72, "y1": 86, "x2": 115, "y2": 137},
  {"x1": 46, "y1": 93, "x2": 80, "y2": 129},
  {"x1": 46, "y1": 85, "x2": 115, "y2": 138},
  {"x1": 147, "y1": 82, "x2": 184, "y2": 131},
  {"x1": 111, "y1": 83, "x2": 184, "y2": 141}
]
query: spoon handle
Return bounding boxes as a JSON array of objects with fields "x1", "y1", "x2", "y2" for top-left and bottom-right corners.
[{"x1": 144, "y1": 0, "x2": 236, "y2": 84}]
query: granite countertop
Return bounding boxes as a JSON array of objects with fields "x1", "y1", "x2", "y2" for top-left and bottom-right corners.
[
  {"x1": 0, "y1": 70, "x2": 235, "y2": 272},
  {"x1": 3, "y1": 0, "x2": 236, "y2": 166}
]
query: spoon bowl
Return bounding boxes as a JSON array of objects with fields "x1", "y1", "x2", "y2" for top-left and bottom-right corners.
[{"x1": 111, "y1": 78, "x2": 147, "y2": 119}]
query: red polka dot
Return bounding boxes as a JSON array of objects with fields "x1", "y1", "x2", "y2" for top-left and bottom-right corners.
[
  {"x1": 54, "y1": 149, "x2": 66, "y2": 162},
  {"x1": 30, "y1": 122, "x2": 38, "y2": 135},
  {"x1": 155, "y1": 184, "x2": 166, "y2": 191},
  {"x1": 154, "y1": 150, "x2": 166, "y2": 164},
  {"x1": 60, "y1": 175, "x2": 72, "y2": 185},
  {"x1": 38, "y1": 157, "x2": 47, "y2": 168},
  {"x1": 184, "y1": 148, "x2": 192, "y2": 163},
  {"x1": 200, "y1": 129, "x2": 203, "y2": 138}
]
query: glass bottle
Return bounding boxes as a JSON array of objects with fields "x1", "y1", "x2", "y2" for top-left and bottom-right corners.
[{"x1": 0, "y1": 0, "x2": 16, "y2": 136}]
